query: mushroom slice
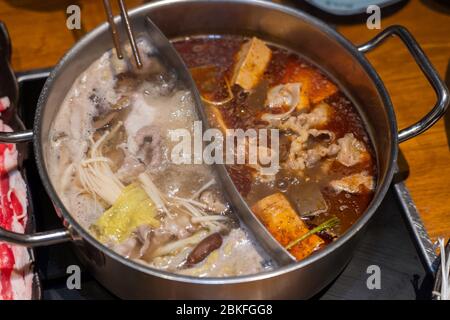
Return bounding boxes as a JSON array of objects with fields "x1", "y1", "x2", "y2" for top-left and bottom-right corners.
[{"x1": 185, "y1": 233, "x2": 223, "y2": 267}]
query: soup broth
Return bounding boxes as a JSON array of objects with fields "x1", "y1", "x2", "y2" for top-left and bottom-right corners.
[
  {"x1": 174, "y1": 35, "x2": 376, "y2": 256},
  {"x1": 46, "y1": 40, "x2": 266, "y2": 277}
]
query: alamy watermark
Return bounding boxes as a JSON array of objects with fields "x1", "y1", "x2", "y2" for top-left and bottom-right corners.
[
  {"x1": 66, "y1": 5, "x2": 81, "y2": 30},
  {"x1": 367, "y1": 5, "x2": 381, "y2": 30},
  {"x1": 366, "y1": 265, "x2": 381, "y2": 290},
  {"x1": 169, "y1": 121, "x2": 280, "y2": 175},
  {"x1": 66, "y1": 264, "x2": 81, "y2": 290},
  {"x1": 65, "y1": 4, "x2": 381, "y2": 31}
]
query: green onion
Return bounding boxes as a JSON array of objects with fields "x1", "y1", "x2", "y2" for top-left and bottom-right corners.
[{"x1": 285, "y1": 216, "x2": 340, "y2": 250}]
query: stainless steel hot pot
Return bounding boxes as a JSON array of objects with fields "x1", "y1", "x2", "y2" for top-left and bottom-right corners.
[{"x1": 0, "y1": 0, "x2": 448, "y2": 299}]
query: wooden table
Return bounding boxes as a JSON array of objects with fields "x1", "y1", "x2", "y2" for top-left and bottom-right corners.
[{"x1": 0, "y1": 0, "x2": 449, "y2": 241}]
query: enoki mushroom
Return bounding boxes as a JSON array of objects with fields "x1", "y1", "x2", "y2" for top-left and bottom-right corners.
[{"x1": 78, "y1": 124, "x2": 124, "y2": 205}]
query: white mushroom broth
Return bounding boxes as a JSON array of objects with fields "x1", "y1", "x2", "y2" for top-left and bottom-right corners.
[{"x1": 46, "y1": 35, "x2": 376, "y2": 277}]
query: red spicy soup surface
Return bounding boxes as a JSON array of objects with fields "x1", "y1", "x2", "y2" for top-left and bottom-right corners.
[{"x1": 174, "y1": 35, "x2": 376, "y2": 261}]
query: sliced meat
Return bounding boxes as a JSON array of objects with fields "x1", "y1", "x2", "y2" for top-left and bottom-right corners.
[
  {"x1": 113, "y1": 237, "x2": 138, "y2": 258},
  {"x1": 251, "y1": 193, "x2": 324, "y2": 260},
  {"x1": 304, "y1": 145, "x2": 337, "y2": 168},
  {"x1": 231, "y1": 37, "x2": 272, "y2": 91},
  {"x1": 336, "y1": 133, "x2": 369, "y2": 167},
  {"x1": 305, "y1": 102, "x2": 332, "y2": 128},
  {"x1": 284, "y1": 129, "x2": 338, "y2": 172},
  {"x1": 330, "y1": 171, "x2": 375, "y2": 194},
  {"x1": 265, "y1": 83, "x2": 306, "y2": 111},
  {"x1": 136, "y1": 225, "x2": 153, "y2": 257},
  {"x1": 308, "y1": 128, "x2": 335, "y2": 143},
  {"x1": 279, "y1": 102, "x2": 332, "y2": 135},
  {"x1": 199, "y1": 190, "x2": 228, "y2": 214},
  {"x1": 117, "y1": 125, "x2": 163, "y2": 183},
  {"x1": 116, "y1": 155, "x2": 145, "y2": 184},
  {"x1": 285, "y1": 136, "x2": 307, "y2": 171},
  {"x1": 162, "y1": 213, "x2": 193, "y2": 239},
  {"x1": 134, "y1": 125, "x2": 162, "y2": 167},
  {"x1": 279, "y1": 115, "x2": 308, "y2": 136},
  {"x1": 0, "y1": 96, "x2": 10, "y2": 112},
  {"x1": 0, "y1": 119, "x2": 32, "y2": 300}
]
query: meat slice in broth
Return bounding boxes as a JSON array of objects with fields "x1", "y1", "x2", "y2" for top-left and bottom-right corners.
[{"x1": 330, "y1": 171, "x2": 375, "y2": 194}]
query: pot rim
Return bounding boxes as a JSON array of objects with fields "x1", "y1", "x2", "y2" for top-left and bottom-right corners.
[{"x1": 33, "y1": 0, "x2": 397, "y2": 285}]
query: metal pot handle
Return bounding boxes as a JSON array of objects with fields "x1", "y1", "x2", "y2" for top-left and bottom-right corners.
[
  {"x1": 0, "y1": 227, "x2": 71, "y2": 247},
  {"x1": 0, "y1": 130, "x2": 33, "y2": 142},
  {"x1": 357, "y1": 25, "x2": 449, "y2": 143},
  {"x1": 0, "y1": 23, "x2": 70, "y2": 247}
]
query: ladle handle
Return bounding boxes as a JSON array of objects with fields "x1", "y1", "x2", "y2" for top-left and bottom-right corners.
[{"x1": 358, "y1": 25, "x2": 449, "y2": 143}]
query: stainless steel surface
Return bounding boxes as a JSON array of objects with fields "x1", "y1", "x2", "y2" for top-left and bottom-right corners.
[
  {"x1": 16, "y1": 70, "x2": 51, "y2": 83},
  {"x1": 358, "y1": 25, "x2": 449, "y2": 143},
  {"x1": 0, "y1": 0, "x2": 447, "y2": 299},
  {"x1": 444, "y1": 61, "x2": 450, "y2": 150},
  {"x1": 394, "y1": 180, "x2": 437, "y2": 274},
  {"x1": 118, "y1": 0, "x2": 143, "y2": 68},
  {"x1": 0, "y1": 227, "x2": 71, "y2": 247},
  {"x1": 103, "y1": 0, "x2": 124, "y2": 59},
  {"x1": 0, "y1": 129, "x2": 33, "y2": 142}
]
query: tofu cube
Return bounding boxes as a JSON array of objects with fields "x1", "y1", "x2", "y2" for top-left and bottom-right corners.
[
  {"x1": 251, "y1": 193, "x2": 324, "y2": 260},
  {"x1": 231, "y1": 37, "x2": 272, "y2": 91}
]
